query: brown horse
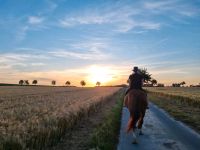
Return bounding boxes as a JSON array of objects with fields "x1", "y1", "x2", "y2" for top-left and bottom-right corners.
[{"x1": 124, "y1": 89, "x2": 148, "y2": 135}]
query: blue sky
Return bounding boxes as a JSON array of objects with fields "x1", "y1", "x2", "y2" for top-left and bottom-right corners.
[{"x1": 0, "y1": 0, "x2": 200, "y2": 86}]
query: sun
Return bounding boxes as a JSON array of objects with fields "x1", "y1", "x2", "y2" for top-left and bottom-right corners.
[{"x1": 87, "y1": 66, "x2": 113, "y2": 85}]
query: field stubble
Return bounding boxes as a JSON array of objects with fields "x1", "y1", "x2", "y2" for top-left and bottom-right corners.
[
  {"x1": 146, "y1": 87, "x2": 200, "y2": 108},
  {"x1": 0, "y1": 86, "x2": 121, "y2": 150}
]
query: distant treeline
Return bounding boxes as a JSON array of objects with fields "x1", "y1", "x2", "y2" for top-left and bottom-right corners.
[
  {"x1": 0, "y1": 83, "x2": 127, "y2": 87},
  {"x1": 0, "y1": 83, "x2": 77, "y2": 87},
  {"x1": 0, "y1": 83, "x2": 19, "y2": 86}
]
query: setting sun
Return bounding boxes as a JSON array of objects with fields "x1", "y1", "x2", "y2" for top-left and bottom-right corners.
[{"x1": 87, "y1": 66, "x2": 114, "y2": 85}]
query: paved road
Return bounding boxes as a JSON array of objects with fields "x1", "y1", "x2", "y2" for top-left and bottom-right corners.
[{"x1": 117, "y1": 103, "x2": 200, "y2": 150}]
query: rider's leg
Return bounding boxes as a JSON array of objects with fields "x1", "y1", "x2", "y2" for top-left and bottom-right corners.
[
  {"x1": 141, "y1": 88, "x2": 149, "y2": 109},
  {"x1": 125, "y1": 88, "x2": 130, "y2": 95}
]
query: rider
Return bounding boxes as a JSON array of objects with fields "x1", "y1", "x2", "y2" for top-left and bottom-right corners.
[
  {"x1": 125, "y1": 66, "x2": 148, "y2": 138},
  {"x1": 125, "y1": 66, "x2": 145, "y2": 95}
]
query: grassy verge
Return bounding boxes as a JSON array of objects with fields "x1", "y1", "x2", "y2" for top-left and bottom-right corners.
[
  {"x1": 89, "y1": 91, "x2": 124, "y2": 150},
  {"x1": 148, "y1": 92, "x2": 200, "y2": 133}
]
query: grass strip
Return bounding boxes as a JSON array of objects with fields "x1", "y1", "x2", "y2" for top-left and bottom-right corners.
[
  {"x1": 148, "y1": 92, "x2": 200, "y2": 133},
  {"x1": 89, "y1": 91, "x2": 124, "y2": 150}
]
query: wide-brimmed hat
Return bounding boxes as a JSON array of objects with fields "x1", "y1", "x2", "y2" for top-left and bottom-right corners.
[{"x1": 132, "y1": 66, "x2": 138, "y2": 72}]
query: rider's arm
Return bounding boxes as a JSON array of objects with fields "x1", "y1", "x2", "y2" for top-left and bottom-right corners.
[{"x1": 127, "y1": 75, "x2": 131, "y2": 86}]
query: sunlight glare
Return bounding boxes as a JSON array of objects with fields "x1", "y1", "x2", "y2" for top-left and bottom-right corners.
[{"x1": 87, "y1": 66, "x2": 113, "y2": 85}]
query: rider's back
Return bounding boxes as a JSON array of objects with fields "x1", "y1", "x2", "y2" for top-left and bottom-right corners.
[{"x1": 129, "y1": 73, "x2": 143, "y2": 89}]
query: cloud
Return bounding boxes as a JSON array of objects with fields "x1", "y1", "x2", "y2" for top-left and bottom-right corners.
[
  {"x1": 143, "y1": 1, "x2": 175, "y2": 10},
  {"x1": 31, "y1": 63, "x2": 46, "y2": 66},
  {"x1": 15, "y1": 26, "x2": 29, "y2": 41},
  {"x1": 59, "y1": 2, "x2": 161, "y2": 32},
  {"x1": 0, "y1": 52, "x2": 49, "y2": 72},
  {"x1": 0, "y1": 52, "x2": 48, "y2": 61},
  {"x1": 138, "y1": 22, "x2": 161, "y2": 30},
  {"x1": 60, "y1": 15, "x2": 106, "y2": 27},
  {"x1": 49, "y1": 49, "x2": 109, "y2": 60},
  {"x1": 15, "y1": 16, "x2": 45, "y2": 42},
  {"x1": 28, "y1": 16, "x2": 44, "y2": 24},
  {"x1": 49, "y1": 37, "x2": 112, "y2": 60},
  {"x1": 46, "y1": 0, "x2": 58, "y2": 12},
  {"x1": 152, "y1": 68, "x2": 188, "y2": 75},
  {"x1": 59, "y1": 0, "x2": 199, "y2": 33},
  {"x1": 142, "y1": 0, "x2": 200, "y2": 17}
]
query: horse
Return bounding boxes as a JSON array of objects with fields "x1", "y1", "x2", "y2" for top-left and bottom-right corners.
[{"x1": 124, "y1": 89, "x2": 148, "y2": 143}]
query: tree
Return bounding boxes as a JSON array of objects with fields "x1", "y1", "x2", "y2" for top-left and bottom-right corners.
[
  {"x1": 96, "y1": 81, "x2": 101, "y2": 86},
  {"x1": 25, "y1": 80, "x2": 29, "y2": 85},
  {"x1": 32, "y1": 80, "x2": 38, "y2": 85},
  {"x1": 180, "y1": 81, "x2": 186, "y2": 86},
  {"x1": 157, "y1": 83, "x2": 164, "y2": 87},
  {"x1": 19, "y1": 80, "x2": 24, "y2": 85},
  {"x1": 80, "y1": 80, "x2": 86, "y2": 87},
  {"x1": 65, "y1": 81, "x2": 71, "y2": 86},
  {"x1": 172, "y1": 83, "x2": 180, "y2": 87},
  {"x1": 151, "y1": 79, "x2": 157, "y2": 86},
  {"x1": 52, "y1": 80, "x2": 56, "y2": 86},
  {"x1": 139, "y1": 68, "x2": 152, "y2": 83}
]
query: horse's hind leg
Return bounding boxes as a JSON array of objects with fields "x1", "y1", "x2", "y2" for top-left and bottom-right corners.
[
  {"x1": 137, "y1": 115, "x2": 145, "y2": 135},
  {"x1": 132, "y1": 113, "x2": 140, "y2": 144},
  {"x1": 138, "y1": 117, "x2": 143, "y2": 129}
]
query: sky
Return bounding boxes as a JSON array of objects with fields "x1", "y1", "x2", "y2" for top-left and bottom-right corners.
[{"x1": 0, "y1": 0, "x2": 200, "y2": 86}]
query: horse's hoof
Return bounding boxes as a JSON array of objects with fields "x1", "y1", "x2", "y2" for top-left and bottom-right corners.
[
  {"x1": 132, "y1": 132, "x2": 138, "y2": 144},
  {"x1": 132, "y1": 139, "x2": 138, "y2": 144},
  {"x1": 139, "y1": 131, "x2": 144, "y2": 135}
]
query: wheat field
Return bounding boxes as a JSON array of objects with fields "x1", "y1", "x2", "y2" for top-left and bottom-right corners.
[
  {"x1": 146, "y1": 87, "x2": 200, "y2": 101},
  {"x1": 0, "y1": 86, "x2": 121, "y2": 150},
  {"x1": 145, "y1": 87, "x2": 200, "y2": 108}
]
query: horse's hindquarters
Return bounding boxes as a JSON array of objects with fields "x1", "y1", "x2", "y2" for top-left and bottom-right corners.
[{"x1": 126, "y1": 89, "x2": 147, "y2": 132}]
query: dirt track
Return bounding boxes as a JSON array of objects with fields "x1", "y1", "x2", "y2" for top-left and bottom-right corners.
[{"x1": 117, "y1": 103, "x2": 200, "y2": 150}]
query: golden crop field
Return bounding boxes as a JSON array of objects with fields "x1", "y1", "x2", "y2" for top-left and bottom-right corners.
[
  {"x1": 145, "y1": 87, "x2": 200, "y2": 101},
  {"x1": 0, "y1": 86, "x2": 121, "y2": 150},
  {"x1": 146, "y1": 87, "x2": 200, "y2": 133}
]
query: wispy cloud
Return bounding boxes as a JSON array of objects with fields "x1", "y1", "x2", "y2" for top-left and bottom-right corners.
[
  {"x1": 15, "y1": 16, "x2": 45, "y2": 42},
  {"x1": 142, "y1": 0, "x2": 200, "y2": 17},
  {"x1": 0, "y1": 52, "x2": 49, "y2": 72},
  {"x1": 49, "y1": 49, "x2": 109, "y2": 60},
  {"x1": 59, "y1": 3, "x2": 161, "y2": 32},
  {"x1": 45, "y1": 0, "x2": 58, "y2": 12},
  {"x1": 49, "y1": 37, "x2": 112, "y2": 60},
  {"x1": 143, "y1": 1, "x2": 175, "y2": 10},
  {"x1": 28, "y1": 16, "x2": 44, "y2": 24},
  {"x1": 59, "y1": 0, "x2": 199, "y2": 33},
  {"x1": 16, "y1": 26, "x2": 29, "y2": 42},
  {"x1": 31, "y1": 63, "x2": 46, "y2": 66}
]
